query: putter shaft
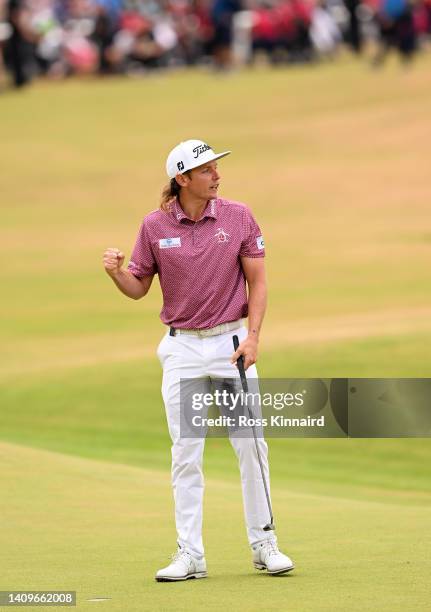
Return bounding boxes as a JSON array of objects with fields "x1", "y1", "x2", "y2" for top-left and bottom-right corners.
[{"x1": 232, "y1": 335, "x2": 275, "y2": 531}]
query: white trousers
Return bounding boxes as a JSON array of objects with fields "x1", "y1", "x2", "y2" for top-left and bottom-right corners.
[{"x1": 157, "y1": 324, "x2": 275, "y2": 558}]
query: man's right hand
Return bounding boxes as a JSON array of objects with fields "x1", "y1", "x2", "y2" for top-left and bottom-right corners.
[{"x1": 103, "y1": 247, "x2": 125, "y2": 277}]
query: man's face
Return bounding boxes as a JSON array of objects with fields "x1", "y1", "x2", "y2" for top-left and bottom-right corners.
[{"x1": 180, "y1": 161, "x2": 220, "y2": 200}]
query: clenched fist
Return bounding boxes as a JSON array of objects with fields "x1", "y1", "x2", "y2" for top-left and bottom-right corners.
[{"x1": 103, "y1": 247, "x2": 125, "y2": 277}]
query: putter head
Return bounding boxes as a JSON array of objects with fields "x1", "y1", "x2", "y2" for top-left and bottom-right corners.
[{"x1": 263, "y1": 523, "x2": 275, "y2": 531}]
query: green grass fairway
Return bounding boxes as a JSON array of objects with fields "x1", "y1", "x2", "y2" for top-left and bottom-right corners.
[
  {"x1": 1, "y1": 54, "x2": 431, "y2": 610},
  {"x1": 2, "y1": 443, "x2": 430, "y2": 612}
]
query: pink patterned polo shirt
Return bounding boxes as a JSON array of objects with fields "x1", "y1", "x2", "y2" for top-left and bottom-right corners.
[{"x1": 127, "y1": 197, "x2": 265, "y2": 329}]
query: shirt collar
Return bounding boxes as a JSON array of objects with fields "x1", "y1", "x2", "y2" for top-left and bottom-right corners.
[{"x1": 173, "y1": 198, "x2": 218, "y2": 223}]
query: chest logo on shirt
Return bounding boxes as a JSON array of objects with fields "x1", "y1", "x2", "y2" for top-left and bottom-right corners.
[
  {"x1": 159, "y1": 237, "x2": 181, "y2": 249},
  {"x1": 214, "y1": 228, "x2": 231, "y2": 243}
]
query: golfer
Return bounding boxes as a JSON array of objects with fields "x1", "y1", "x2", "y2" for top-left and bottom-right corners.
[{"x1": 103, "y1": 139, "x2": 294, "y2": 581}]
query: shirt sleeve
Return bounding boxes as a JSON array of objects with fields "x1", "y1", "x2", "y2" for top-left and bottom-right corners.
[
  {"x1": 239, "y1": 206, "x2": 265, "y2": 258},
  {"x1": 127, "y1": 220, "x2": 158, "y2": 278}
]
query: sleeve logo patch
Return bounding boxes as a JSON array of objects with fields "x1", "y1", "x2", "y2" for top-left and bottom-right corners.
[
  {"x1": 256, "y1": 236, "x2": 265, "y2": 250},
  {"x1": 159, "y1": 237, "x2": 181, "y2": 249}
]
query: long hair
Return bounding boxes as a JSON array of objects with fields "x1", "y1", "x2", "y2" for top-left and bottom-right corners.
[
  {"x1": 160, "y1": 172, "x2": 191, "y2": 212},
  {"x1": 160, "y1": 178, "x2": 181, "y2": 212}
]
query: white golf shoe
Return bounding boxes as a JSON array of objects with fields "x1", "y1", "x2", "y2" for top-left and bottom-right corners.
[
  {"x1": 155, "y1": 549, "x2": 207, "y2": 582},
  {"x1": 252, "y1": 539, "x2": 295, "y2": 575}
]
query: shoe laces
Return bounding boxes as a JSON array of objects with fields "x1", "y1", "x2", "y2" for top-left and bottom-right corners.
[
  {"x1": 262, "y1": 540, "x2": 279, "y2": 557},
  {"x1": 171, "y1": 550, "x2": 192, "y2": 567}
]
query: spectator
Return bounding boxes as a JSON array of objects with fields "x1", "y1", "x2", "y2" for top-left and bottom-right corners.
[
  {"x1": 310, "y1": 0, "x2": 341, "y2": 57},
  {"x1": 344, "y1": 0, "x2": 363, "y2": 53},
  {"x1": 92, "y1": 5, "x2": 117, "y2": 73},
  {"x1": 211, "y1": 0, "x2": 242, "y2": 69},
  {"x1": 251, "y1": 2, "x2": 278, "y2": 62},
  {"x1": 372, "y1": 0, "x2": 418, "y2": 66},
  {"x1": 4, "y1": 0, "x2": 39, "y2": 87}
]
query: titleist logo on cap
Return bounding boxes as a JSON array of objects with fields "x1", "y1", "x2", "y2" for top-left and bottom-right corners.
[{"x1": 193, "y1": 143, "x2": 211, "y2": 159}]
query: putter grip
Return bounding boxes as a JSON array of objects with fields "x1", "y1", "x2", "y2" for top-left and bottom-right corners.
[
  {"x1": 232, "y1": 335, "x2": 248, "y2": 392},
  {"x1": 232, "y1": 335, "x2": 242, "y2": 364}
]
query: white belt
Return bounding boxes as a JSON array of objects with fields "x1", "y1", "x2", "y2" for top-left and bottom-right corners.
[{"x1": 169, "y1": 319, "x2": 244, "y2": 338}]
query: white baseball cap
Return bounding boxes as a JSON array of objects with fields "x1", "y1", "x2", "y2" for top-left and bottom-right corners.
[{"x1": 166, "y1": 139, "x2": 231, "y2": 179}]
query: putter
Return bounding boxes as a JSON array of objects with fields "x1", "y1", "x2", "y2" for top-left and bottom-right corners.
[{"x1": 232, "y1": 335, "x2": 275, "y2": 531}]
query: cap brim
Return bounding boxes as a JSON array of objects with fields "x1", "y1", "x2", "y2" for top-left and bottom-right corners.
[{"x1": 183, "y1": 150, "x2": 231, "y2": 174}]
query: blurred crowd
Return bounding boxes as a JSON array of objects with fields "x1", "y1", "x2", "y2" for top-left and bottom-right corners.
[{"x1": 1, "y1": 0, "x2": 430, "y2": 87}]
